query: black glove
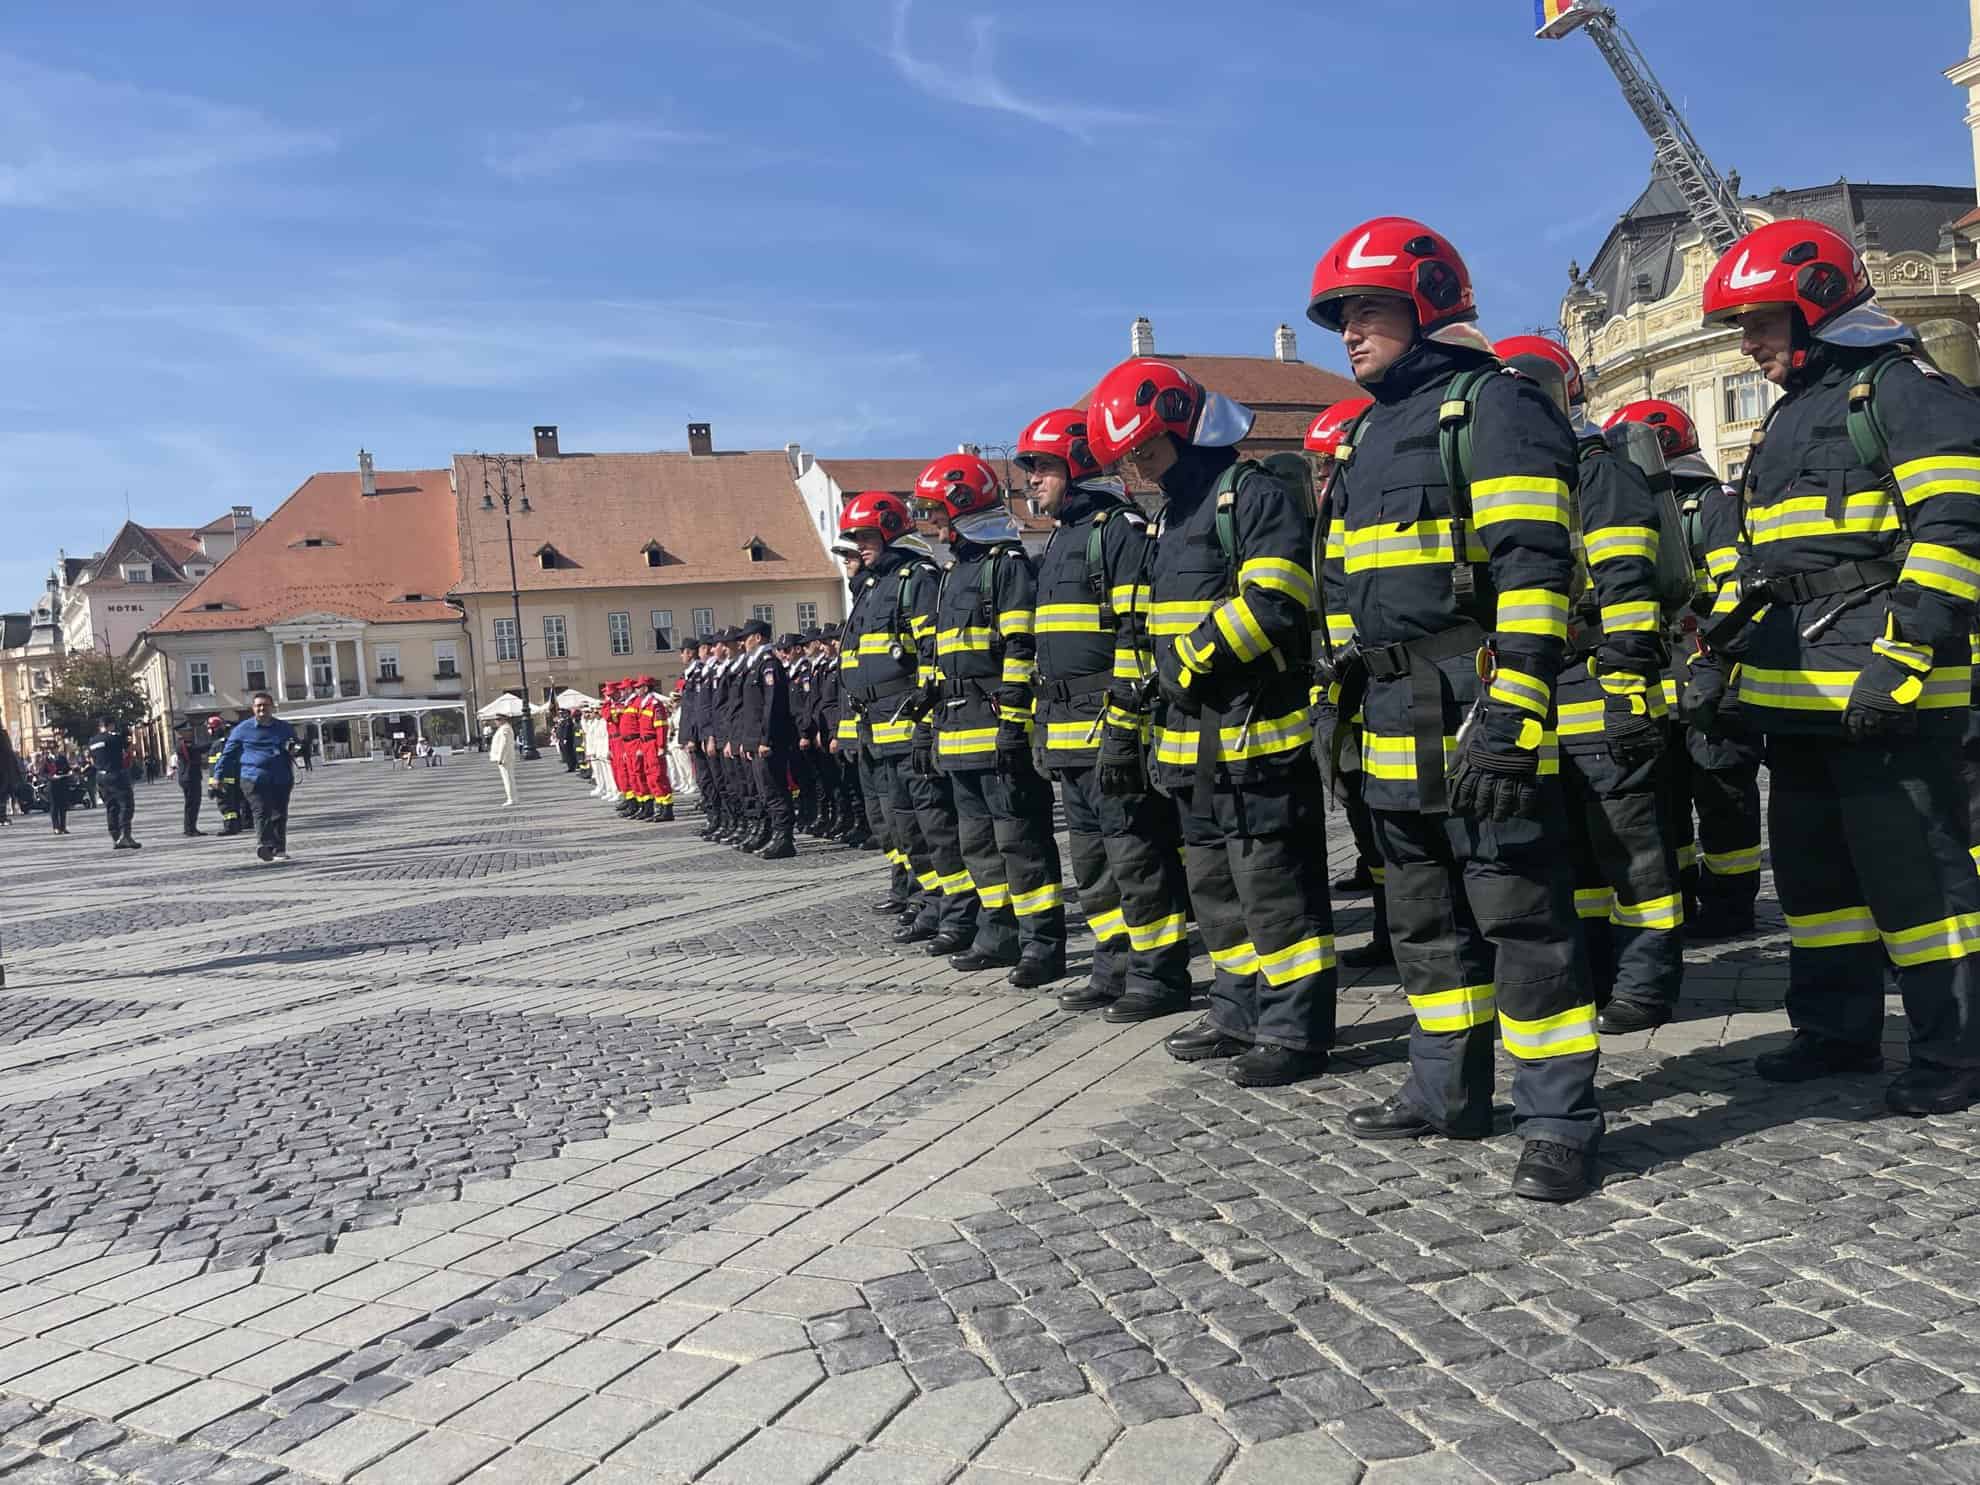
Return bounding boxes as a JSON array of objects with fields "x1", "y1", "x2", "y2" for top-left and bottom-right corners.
[
  {"x1": 911, "y1": 727, "x2": 937, "y2": 778},
  {"x1": 1156, "y1": 647, "x2": 1201, "y2": 717},
  {"x1": 1603, "y1": 695, "x2": 1666, "y2": 771},
  {"x1": 995, "y1": 723, "x2": 1034, "y2": 781},
  {"x1": 1448, "y1": 734, "x2": 1542, "y2": 823},
  {"x1": 1096, "y1": 719, "x2": 1147, "y2": 798},
  {"x1": 905, "y1": 677, "x2": 942, "y2": 721},
  {"x1": 1844, "y1": 652, "x2": 1927, "y2": 742}
]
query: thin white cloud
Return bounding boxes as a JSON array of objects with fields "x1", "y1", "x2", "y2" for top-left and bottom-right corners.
[
  {"x1": 482, "y1": 119, "x2": 705, "y2": 180},
  {"x1": 885, "y1": 0, "x2": 1147, "y2": 142},
  {"x1": 0, "y1": 53, "x2": 334, "y2": 211}
]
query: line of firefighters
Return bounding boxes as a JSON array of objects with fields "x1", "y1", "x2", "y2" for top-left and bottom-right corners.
[{"x1": 584, "y1": 210, "x2": 1980, "y2": 1204}]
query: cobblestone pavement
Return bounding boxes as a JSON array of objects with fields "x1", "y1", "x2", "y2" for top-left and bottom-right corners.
[{"x1": 0, "y1": 760, "x2": 1971, "y2": 1484}]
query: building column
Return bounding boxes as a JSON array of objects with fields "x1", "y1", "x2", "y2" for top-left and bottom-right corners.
[
  {"x1": 275, "y1": 643, "x2": 288, "y2": 702},
  {"x1": 328, "y1": 642, "x2": 340, "y2": 699},
  {"x1": 353, "y1": 636, "x2": 366, "y2": 699}
]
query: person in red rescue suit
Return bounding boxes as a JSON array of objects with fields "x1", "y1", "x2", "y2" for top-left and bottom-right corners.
[
  {"x1": 1310, "y1": 216, "x2": 1601, "y2": 1202},
  {"x1": 1305, "y1": 397, "x2": 1393, "y2": 970},
  {"x1": 1017, "y1": 407, "x2": 1194, "y2": 1021},
  {"x1": 607, "y1": 681, "x2": 635, "y2": 817},
  {"x1": 623, "y1": 677, "x2": 656, "y2": 819},
  {"x1": 1085, "y1": 356, "x2": 1338, "y2": 1088},
  {"x1": 916, "y1": 451, "x2": 1068, "y2": 986},
  {"x1": 1688, "y1": 217, "x2": 1980, "y2": 1114},
  {"x1": 643, "y1": 676, "x2": 675, "y2": 822},
  {"x1": 1605, "y1": 398, "x2": 1765, "y2": 940},
  {"x1": 1495, "y1": 335, "x2": 1684, "y2": 1036}
]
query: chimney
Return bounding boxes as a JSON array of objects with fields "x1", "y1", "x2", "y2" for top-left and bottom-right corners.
[
  {"x1": 687, "y1": 422, "x2": 713, "y2": 457},
  {"x1": 358, "y1": 449, "x2": 376, "y2": 497},
  {"x1": 785, "y1": 442, "x2": 811, "y2": 478},
  {"x1": 230, "y1": 505, "x2": 253, "y2": 537},
  {"x1": 533, "y1": 425, "x2": 560, "y2": 458},
  {"x1": 957, "y1": 442, "x2": 982, "y2": 456},
  {"x1": 1274, "y1": 324, "x2": 1299, "y2": 362},
  {"x1": 1131, "y1": 315, "x2": 1155, "y2": 356}
]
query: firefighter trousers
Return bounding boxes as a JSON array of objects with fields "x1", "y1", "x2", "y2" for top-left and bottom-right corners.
[
  {"x1": 1372, "y1": 783, "x2": 1604, "y2": 1149},
  {"x1": 1315, "y1": 703, "x2": 1390, "y2": 949},
  {"x1": 1769, "y1": 735, "x2": 1980, "y2": 1067},
  {"x1": 752, "y1": 748, "x2": 793, "y2": 840},
  {"x1": 1560, "y1": 746, "x2": 1684, "y2": 1011},
  {"x1": 858, "y1": 748, "x2": 915, "y2": 904},
  {"x1": 1183, "y1": 758, "x2": 1336, "y2": 1054},
  {"x1": 1670, "y1": 726, "x2": 1763, "y2": 913},
  {"x1": 951, "y1": 765, "x2": 1064, "y2": 966},
  {"x1": 1057, "y1": 767, "x2": 1192, "y2": 999},
  {"x1": 908, "y1": 767, "x2": 980, "y2": 941}
]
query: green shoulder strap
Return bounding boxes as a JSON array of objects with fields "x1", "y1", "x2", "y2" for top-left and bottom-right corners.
[
  {"x1": 1436, "y1": 366, "x2": 1504, "y2": 602},
  {"x1": 1085, "y1": 508, "x2": 1115, "y2": 622},
  {"x1": 1211, "y1": 458, "x2": 1257, "y2": 571},
  {"x1": 1846, "y1": 348, "x2": 1911, "y2": 477}
]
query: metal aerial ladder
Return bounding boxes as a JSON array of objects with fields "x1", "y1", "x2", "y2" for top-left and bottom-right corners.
[{"x1": 1535, "y1": 2, "x2": 1749, "y2": 255}]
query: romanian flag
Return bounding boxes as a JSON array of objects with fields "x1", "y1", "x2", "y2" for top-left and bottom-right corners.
[{"x1": 1535, "y1": 0, "x2": 1590, "y2": 38}]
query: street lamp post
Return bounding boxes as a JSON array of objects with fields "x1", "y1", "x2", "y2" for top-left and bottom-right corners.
[{"x1": 481, "y1": 454, "x2": 542, "y2": 760}]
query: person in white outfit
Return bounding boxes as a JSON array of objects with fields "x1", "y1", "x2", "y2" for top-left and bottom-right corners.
[
  {"x1": 587, "y1": 704, "x2": 618, "y2": 801},
  {"x1": 490, "y1": 719, "x2": 517, "y2": 806}
]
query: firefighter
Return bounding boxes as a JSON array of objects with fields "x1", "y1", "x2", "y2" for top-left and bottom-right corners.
[
  {"x1": 1607, "y1": 398, "x2": 1765, "y2": 939},
  {"x1": 820, "y1": 619, "x2": 872, "y2": 849},
  {"x1": 917, "y1": 451, "x2": 1066, "y2": 984},
  {"x1": 205, "y1": 713, "x2": 247, "y2": 835},
  {"x1": 610, "y1": 680, "x2": 638, "y2": 819},
  {"x1": 1694, "y1": 218, "x2": 1980, "y2": 1112},
  {"x1": 1305, "y1": 397, "x2": 1393, "y2": 969},
  {"x1": 738, "y1": 620, "x2": 798, "y2": 859},
  {"x1": 645, "y1": 675, "x2": 676, "y2": 822},
  {"x1": 1018, "y1": 406, "x2": 1193, "y2": 1018},
  {"x1": 1496, "y1": 336, "x2": 1684, "y2": 1035},
  {"x1": 838, "y1": 493, "x2": 950, "y2": 932},
  {"x1": 1309, "y1": 216, "x2": 1600, "y2": 1201},
  {"x1": 1085, "y1": 356, "x2": 1336, "y2": 1087}
]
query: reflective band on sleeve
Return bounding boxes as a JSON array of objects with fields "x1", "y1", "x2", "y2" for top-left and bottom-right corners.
[
  {"x1": 1010, "y1": 883, "x2": 1064, "y2": 917},
  {"x1": 1000, "y1": 608, "x2": 1035, "y2": 637},
  {"x1": 1110, "y1": 582, "x2": 1151, "y2": 613},
  {"x1": 1087, "y1": 906, "x2": 1127, "y2": 943},
  {"x1": 1326, "y1": 612, "x2": 1359, "y2": 646},
  {"x1": 1407, "y1": 983, "x2": 1496, "y2": 1033},
  {"x1": 1894, "y1": 454, "x2": 1980, "y2": 506},
  {"x1": 1126, "y1": 911, "x2": 1187, "y2": 952},
  {"x1": 1470, "y1": 475, "x2": 1571, "y2": 529},
  {"x1": 1784, "y1": 905, "x2": 1880, "y2": 949},
  {"x1": 1497, "y1": 587, "x2": 1569, "y2": 640},
  {"x1": 1583, "y1": 526, "x2": 1659, "y2": 565},
  {"x1": 1705, "y1": 545, "x2": 1739, "y2": 581},
  {"x1": 1601, "y1": 600, "x2": 1660, "y2": 635},
  {"x1": 1256, "y1": 935, "x2": 1336, "y2": 986},
  {"x1": 1872, "y1": 636, "x2": 1934, "y2": 674},
  {"x1": 1002, "y1": 657, "x2": 1036, "y2": 684},
  {"x1": 1702, "y1": 844, "x2": 1762, "y2": 876},
  {"x1": 1212, "y1": 596, "x2": 1273, "y2": 663},
  {"x1": 1611, "y1": 892, "x2": 1682, "y2": 931},
  {"x1": 1239, "y1": 557, "x2": 1316, "y2": 608},
  {"x1": 1488, "y1": 666, "x2": 1553, "y2": 717},
  {"x1": 1900, "y1": 542, "x2": 1980, "y2": 604},
  {"x1": 1500, "y1": 1004, "x2": 1599, "y2": 1059}
]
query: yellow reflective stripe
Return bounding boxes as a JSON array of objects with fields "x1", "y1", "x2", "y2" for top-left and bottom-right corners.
[
  {"x1": 1574, "y1": 887, "x2": 1615, "y2": 919},
  {"x1": 1597, "y1": 665, "x2": 1648, "y2": 695},
  {"x1": 977, "y1": 882, "x2": 1011, "y2": 910},
  {"x1": 1872, "y1": 637, "x2": 1933, "y2": 673},
  {"x1": 936, "y1": 728, "x2": 999, "y2": 756},
  {"x1": 1901, "y1": 542, "x2": 1980, "y2": 604},
  {"x1": 1584, "y1": 526, "x2": 1659, "y2": 565},
  {"x1": 1112, "y1": 652, "x2": 1152, "y2": 681},
  {"x1": 1209, "y1": 941, "x2": 1259, "y2": 974},
  {"x1": 1601, "y1": 600, "x2": 1660, "y2": 634},
  {"x1": 999, "y1": 608, "x2": 1035, "y2": 637},
  {"x1": 909, "y1": 615, "x2": 935, "y2": 639},
  {"x1": 1043, "y1": 720, "x2": 1103, "y2": 749},
  {"x1": 1408, "y1": 983, "x2": 1495, "y2": 1033},
  {"x1": 870, "y1": 720, "x2": 915, "y2": 745},
  {"x1": 1035, "y1": 603, "x2": 1105, "y2": 634},
  {"x1": 1324, "y1": 528, "x2": 1347, "y2": 561},
  {"x1": 1497, "y1": 587, "x2": 1569, "y2": 640},
  {"x1": 1087, "y1": 906, "x2": 1127, "y2": 942},
  {"x1": 1257, "y1": 935, "x2": 1336, "y2": 986},
  {"x1": 916, "y1": 868, "x2": 942, "y2": 890},
  {"x1": 1370, "y1": 864, "x2": 1387, "y2": 885},
  {"x1": 997, "y1": 707, "x2": 1032, "y2": 727},
  {"x1": 1662, "y1": 676, "x2": 1680, "y2": 707},
  {"x1": 1501, "y1": 1003, "x2": 1599, "y2": 1059},
  {"x1": 1705, "y1": 545, "x2": 1739, "y2": 582},
  {"x1": 886, "y1": 848, "x2": 907, "y2": 867},
  {"x1": 1894, "y1": 454, "x2": 1980, "y2": 506},
  {"x1": 1326, "y1": 612, "x2": 1358, "y2": 646},
  {"x1": 1882, "y1": 912, "x2": 1980, "y2": 966},
  {"x1": 1002, "y1": 657, "x2": 1036, "y2": 684},
  {"x1": 1471, "y1": 475, "x2": 1571, "y2": 529},
  {"x1": 857, "y1": 634, "x2": 894, "y2": 655},
  {"x1": 1784, "y1": 905, "x2": 1880, "y2": 949},
  {"x1": 936, "y1": 626, "x2": 996, "y2": 655},
  {"x1": 1710, "y1": 582, "x2": 1745, "y2": 619},
  {"x1": 1011, "y1": 882, "x2": 1064, "y2": 916},
  {"x1": 1748, "y1": 492, "x2": 1897, "y2": 545},
  {"x1": 1127, "y1": 912, "x2": 1187, "y2": 951},
  {"x1": 1342, "y1": 521, "x2": 1489, "y2": 574},
  {"x1": 1362, "y1": 731, "x2": 1561, "y2": 778},
  {"x1": 836, "y1": 718, "x2": 861, "y2": 742},
  {"x1": 1152, "y1": 711, "x2": 1313, "y2": 765},
  {"x1": 1702, "y1": 845, "x2": 1762, "y2": 876},
  {"x1": 840, "y1": 651, "x2": 859, "y2": 671},
  {"x1": 1739, "y1": 664, "x2": 1971, "y2": 712},
  {"x1": 1212, "y1": 596, "x2": 1272, "y2": 663},
  {"x1": 1110, "y1": 582, "x2": 1151, "y2": 613},
  {"x1": 939, "y1": 869, "x2": 977, "y2": 896},
  {"x1": 1676, "y1": 841, "x2": 1699, "y2": 871},
  {"x1": 1489, "y1": 666, "x2": 1552, "y2": 718},
  {"x1": 1148, "y1": 600, "x2": 1215, "y2": 636},
  {"x1": 1239, "y1": 556, "x2": 1317, "y2": 608},
  {"x1": 918, "y1": 663, "x2": 941, "y2": 686},
  {"x1": 1611, "y1": 892, "x2": 1682, "y2": 930},
  {"x1": 1177, "y1": 633, "x2": 1214, "y2": 672}
]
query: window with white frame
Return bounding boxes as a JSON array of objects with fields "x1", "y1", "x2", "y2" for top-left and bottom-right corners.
[
  {"x1": 750, "y1": 604, "x2": 773, "y2": 626},
  {"x1": 651, "y1": 609, "x2": 675, "y2": 651},
  {"x1": 692, "y1": 608, "x2": 714, "y2": 638},
  {"x1": 796, "y1": 601, "x2": 819, "y2": 629},
  {"x1": 493, "y1": 618, "x2": 519, "y2": 662},
  {"x1": 543, "y1": 615, "x2": 569, "y2": 659},
  {"x1": 433, "y1": 641, "x2": 459, "y2": 678},
  {"x1": 608, "y1": 612, "x2": 632, "y2": 656},
  {"x1": 375, "y1": 645, "x2": 401, "y2": 680},
  {"x1": 1722, "y1": 370, "x2": 1769, "y2": 425},
  {"x1": 309, "y1": 648, "x2": 334, "y2": 687},
  {"x1": 1655, "y1": 385, "x2": 1691, "y2": 414},
  {"x1": 241, "y1": 653, "x2": 268, "y2": 693},
  {"x1": 121, "y1": 563, "x2": 152, "y2": 583},
  {"x1": 188, "y1": 658, "x2": 213, "y2": 696}
]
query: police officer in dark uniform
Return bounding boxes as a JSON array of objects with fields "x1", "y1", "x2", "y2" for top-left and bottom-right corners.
[
  {"x1": 713, "y1": 630, "x2": 753, "y2": 847},
  {"x1": 782, "y1": 633, "x2": 818, "y2": 834},
  {"x1": 1309, "y1": 216, "x2": 1600, "y2": 1201},
  {"x1": 86, "y1": 719, "x2": 141, "y2": 850},
  {"x1": 739, "y1": 619, "x2": 798, "y2": 859},
  {"x1": 1086, "y1": 356, "x2": 1338, "y2": 1088},
  {"x1": 175, "y1": 725, "x2": 207, "y2": 835},
  {"x1": 1018, "y1": 407, "x2": 1193, "y2": 1018},
  {"x1": 1695, "y1": 218, "x2": 1980, "y2": 1113},
  {"x1": 819, "y1": 622, "x2": 870, "y2": 848}
]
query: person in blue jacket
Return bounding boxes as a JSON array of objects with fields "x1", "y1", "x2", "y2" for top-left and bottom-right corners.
[{"x1": 216, "y1": 691, "x2": 300, "y2": 862}]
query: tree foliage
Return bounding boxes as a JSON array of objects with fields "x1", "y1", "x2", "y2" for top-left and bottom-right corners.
[{"x1": 44, "y1": 652, "x2": 147, "y2": 739}]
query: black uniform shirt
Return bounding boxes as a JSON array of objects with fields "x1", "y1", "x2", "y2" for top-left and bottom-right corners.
[{"x1": 87, "y1": 729, "x2": 131, "y2": 781}]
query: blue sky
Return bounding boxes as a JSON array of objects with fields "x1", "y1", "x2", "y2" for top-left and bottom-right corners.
[{"x1": 3, "y1": 1, "x2": 1972, "y2": 608}]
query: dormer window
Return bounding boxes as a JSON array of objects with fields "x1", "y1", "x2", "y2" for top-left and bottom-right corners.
[
  {"x1": 536, "y1": 543, "x2": 560, "y2": 571},
  {"x1": 290, "y1": 536, "x2": 339, "y2": 550},
  {"x1": 642, "y1": 539, "x2": 674, "y2": 568},
  {"x1": 744, "y1": 537, "x2": 774, "y2": 563},
  {"x1": 121, "y1": 564, "x2": 152, "y2": 582}
]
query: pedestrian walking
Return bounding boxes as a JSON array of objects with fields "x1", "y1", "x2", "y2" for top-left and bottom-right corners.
[
  {"x1": 85, "y1": 719, "x2": 141, "y2": 851},
  {"x1": 0, "y1": 722, "x2": 22, "y2": 826},
  {"x1": 43, "y1": 749, "x2": 71, "y2": 834},
  {"x1": 172, "y1": 726, "x2": 206, "y2": 835},
  {"x1": 215, "y1": 692, "x2": 300, "y2": 862},
  {"x1": 491, "y1": 717, "x2": 518, "y2": 806}
]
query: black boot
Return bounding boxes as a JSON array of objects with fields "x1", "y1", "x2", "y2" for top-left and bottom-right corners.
[
  {"x1": 1755, "y1": 1034, "x2": 1882, "y2": 1083},
  {"x1": 655, "y1": 804, "x2": 674, "y2": 822},
  {"x1": 1229, "y1": 1045, "x2": 1327, "y2": 1087},
  {"x1": 1886, "y1": 1062, "x2": 1980, "y2": 1116},
  {"x1": 118, "y1": 833, "x2": 141, "y2": 851},
  {"x1": 1597, "y1": 999, "x2": 1671, "y2": 1034},
  {"x1": 1058, "y1": 982, "x2": 1123, "y2": 1013},
  {"x1": 1165, "y1": 1017, "x2": 1247, "y2": 1062},
  {"x1": 759, "y1": 833, "x2": 796, "y2": 861},
  {"x1": 949, "y1": 948, "x2": 1019, "y2": 973},
  {"x1": 1104, "y1": 987, "x2": 1192, "y2": 1024},
  {"x1": 1007, "y1": 957, "x2": 1067, "y2": 989},
  {"x1": 1511, "y1": 1139, "x2": 1592, "y2": 1202},
  {"x1": 1347, "y1": 1094, "x2": 1490, "y2": 1141}
]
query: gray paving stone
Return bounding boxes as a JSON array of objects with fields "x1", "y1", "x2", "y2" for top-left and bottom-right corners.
[
  {"x1": 780, "y1": 1362, "x2": 918, "y2": 1441},
  {"x1": 975, "y1": 1395, "x2": 1119, "y2": 1479},
  {"x1": 601, "y1": 1409, "x2": 755, "y2": 1480},
  {"x1": 1217, "y1": 1430, "x2": 1364, "y2": 1485},
  {"x1": 875, "y1": 1377, "x2": 1017, "y2": 1459},
  {"x1": 699, "y1": 1425, "x2": 851, "y2": 1484},
  {"x1": 820, "y1": 1450, "x2": 960, "y2": 1485},
  {"x1": 692, "y1": 1349, "x2": 826, "y2": 1423},
  {"x1": 1091, "y1": 1414, "x2": 1235, "y2": 1485}
]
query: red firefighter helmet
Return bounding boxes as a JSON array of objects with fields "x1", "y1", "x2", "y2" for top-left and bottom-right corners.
[
  {"x1": 1303, "y1": 397, "x2": 1375, "y2": 459},
  {"x1": 1084, "y1": 357, "x2": 1255, "y2": 466},
  {"x1": 1493, "y1": 335, "x2": 1584, "y2": 405},
  {"x1": 1308, "y1": 217, "x2": 1477, "y2": 335},
  {"x1": 838, "y1": 490, "x2": 912, "y2": 540},
  {"x1": 206, "y1": 713, "x2": 225, "y2": 729},
  {"x1": 1014, "y1": 408, "x2": 1100, "y2": 479},
  {"x1": 1605, "y1": 399, "x2": 1700, "y2": 460},
  {"x1": 915, "y1": 452, "x2": 1003, "y2": 519},
  {"x1": 1702, "y1": 218, "x2": 1870, "y2": 333}
]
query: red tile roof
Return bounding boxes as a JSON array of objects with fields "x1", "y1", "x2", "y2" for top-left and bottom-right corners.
[
  {"x1": 811, "y1": 458, "x2": 929, "y2": 496},
  {"x1": 452, "y1": 450, "x2": 837, "y2": 596},
  {"x1": 1077, "y1": 353, "x2": 1360, "y2": 411},
  {"x1": 144, "y1": 527, "x2": 204, "y2": 570},
  {"x1": 149, "y1": 471, "x2": 460, "y2": 635}
]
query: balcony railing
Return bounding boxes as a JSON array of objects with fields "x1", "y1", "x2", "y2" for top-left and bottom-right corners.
[
  {"x1": 374, "y1": 673, "x2": 402, "y2": 684},
  {"x1": 285, "y1": 684, "x2": 306, "y2": 702},
  {"x1": 311, "y1": 683, "x2": 334, "y2": 699},
  {"x1": 339, "y1": 679, "x2": 360, "y2": 698}
]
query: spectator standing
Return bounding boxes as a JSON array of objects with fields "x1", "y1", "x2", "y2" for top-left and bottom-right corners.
[
  {"x1": 216, "y1": 692, "x2": 300, "y2": 862},
  {"x1": 173, "y1": 726, "x2": 206, "y2": 835},
  {"x1": 43, "y1": 749, "x2": 71, "y2": 834},
  {"x1": 491, "y1": 718, "x2": 518, "y2": 806}
]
